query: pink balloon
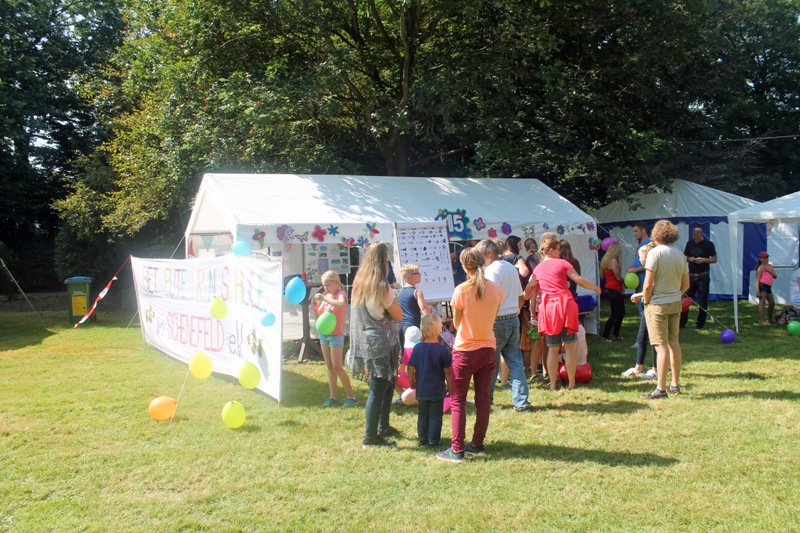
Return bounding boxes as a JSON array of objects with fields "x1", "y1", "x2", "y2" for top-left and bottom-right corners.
[
  {"x1": 681, "y1": 297, "x2": 692, "y2": 313},
  {"x1": 396, "y1": 371, "x2": 410, "y2": 390},
  {"x1": 601, "y1": 237, "x2": 618, "y2": 251},
  {"x1": 443, "y1": 396, "x2": 452, "y2": 413}
]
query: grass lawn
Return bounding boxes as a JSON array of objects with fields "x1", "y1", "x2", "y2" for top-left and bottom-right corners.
[{"x1": 1, "y1": 301, "x2": 799, "y2": 531}]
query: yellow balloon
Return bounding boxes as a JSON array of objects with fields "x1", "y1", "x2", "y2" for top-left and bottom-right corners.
[
  {"x1": 210, "y1": 298, "x2": 228, "y2": 320},
  {"x1": 238, "y1": 362, "x2": 261, "y2": 389},
  {"x1": 221, "y1": 401, "x2": 246, "y2": 429},
  {"x1": 148, "y1": 396, "x2": 177, "y2": 421},
  {"x1": 189, "y1": 351, "x2": 213, "y2": 379}
]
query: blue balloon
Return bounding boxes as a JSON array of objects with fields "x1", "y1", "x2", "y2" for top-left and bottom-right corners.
[
  {"x1": 260, "y1": 312, "x2": 276, "y2": 327},
  {"x1": 285, "y1": 276, "x2": 307, "y2": 305},
  {"x1": 231, "y1": 240, "x2": 251, "y2": 257},
  {"x1": 720, "y1": 329, "x2": 736, "y2": 344}
]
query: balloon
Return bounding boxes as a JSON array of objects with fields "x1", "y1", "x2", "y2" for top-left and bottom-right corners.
[
  {"x1": 396, "y1": 370, "x2": 410, "y2": 390},
  {"x1": 575, "y1": 363, "x2": 592, "y2": 384},
  {"x1": 788, "y1": 320, "x2": 800, "y2": 336},
  {"x1": 443, "y1": 395, "x2": 452, "y2": 414},
  {"x1": 238, "y1": 362, "x2": 261, "y2": 389},
  {"x1": 601, "y1": 237, "x2": 618, "y2": 251},
  {"x1": 260, "y1": 312, "x2": 276, "y2": 327},
  {"x1": 720, "y1": 329, "x2": 736, "y2": 344},
  {"x1": 148, "y1": 396, "x2": 177, "y2": 421},
  {"x1": 189, "y1": 351, "x2": 213, "y2": 379},
  {"x1": 624, "y1": 272, "x2": 639, "y2": 289},
  {"x1": 221, "y1": 401, "x2": 246, "y2": 429},
  {"x1": 231, "y1": 240, "x2": 251, "y2": 257},
  {"x1": 315, "y1": 310, "x2": 337, "y2": 336},
  {"x1": 210, "y1": 298, "x2": 228, "y2": 320},
  {"x1": 681, "y1": 297, "x2": 692, "y2": 313},
  {"x1": 285, "y1": 276, "x2": 307, "y2": 305},
  {"x1": 557, "y1": 362, "x2": 592, "y2": 384}
]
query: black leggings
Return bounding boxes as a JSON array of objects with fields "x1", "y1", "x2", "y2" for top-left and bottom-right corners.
[{"x1": 603, "y1": 289, "x2": 626, "y2": 339}]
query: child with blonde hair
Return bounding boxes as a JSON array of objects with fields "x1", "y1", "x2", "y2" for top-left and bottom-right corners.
[
  {"x1": 600, "y1": 241, "x2": 625, "y2": 342},
  {"x1": 313, "y1": 270, "x2": 357, "y2": 408},
  {"x1": 407, "y1": 314, "x2": 452, "y2": 447}
]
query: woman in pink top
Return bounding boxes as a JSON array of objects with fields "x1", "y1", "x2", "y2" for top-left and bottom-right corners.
[
  {"x1": 525, "y1": 236, "x2": 600, "y2": 390},
  {"x1": 437, "y1": 247, "x2": 504, "y2": 463},
  {"x1": 756, "y1": 251, "x2": 777, "y2": 325}
]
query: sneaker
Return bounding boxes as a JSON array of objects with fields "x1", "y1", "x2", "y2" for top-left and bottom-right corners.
[
  {"x1": 429, "y1": 440, "x2": 442, "y2": 447},
  {"x1": 362, "y1": 436, "x2": 396, "y2": 448},
  {"x1": 464, "y1": 443, "x2": 486, "y2": 456},
  {"x1": 641, "y1": 369, "x2": 658, "y2": 381},
  {"x1": 611, "y1": 335, "x2": 624, "y2": 341},
  {"x1": 378, "y1": 426, "x2": 400, "y2": 438},
  {"x1": 601, "y1": 338, "x2": 613, "y2": 343},
  {"x1": 342, "y1": 397, "x2": 358, "y2": 408},
  {"x1": 499, "y1": 384, "x2": 511, "y2": 391},
  {"x1": 392, "y1": 396, "x2": 404, "y2": 407},
  {"x1": 641, "y1": 388, "x2": 668, "y2": 399},
  {"x1": 621, "y1": 367, "x2": 643, "y2": 377},
  {"x1": 512, "y1": 403, "x2": 532, "y2": 412},
  {"x1": 321, "y1": 397, "x2": 338, "y2": 408},
  {"x1": 435, "y1": 447, "x2": 465, "y2": 463},
  {"x1": 667, "y1": 385, "x2": 681, "y2": 395},
  {"x1": 630, "y1": 342, "x2": 639, "y2": 349}
]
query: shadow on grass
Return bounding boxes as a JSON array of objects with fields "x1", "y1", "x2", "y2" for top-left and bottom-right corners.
[
  {"x1": 280, "y1": 364, "x2": 341, "y2": 408},
  {"x1": 489, "y1": 440, "x2": 679, "y2": 467},
  {"x1": 534, "y1": 400, "x2": 649, "y2": 414},
  {"x1": 691, "y1": 372, "x2": 768, "y2": 380},
  {"x1": 0, "y1": 314, "x2": 56, "y2": 350},
  {"x1": 693, "y1": 390, "x2": 800, "y2": 401}
]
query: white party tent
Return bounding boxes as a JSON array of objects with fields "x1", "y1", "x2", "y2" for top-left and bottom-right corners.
[
  {"x1": 728, "y1": 190, "x2": 800, "y2": 330},
  {"x1": 591, "y1": 179, "x2": 763, "y2": 299},
  {"x1": 185, "y1": 173, "x2": 603, "y2": 330}
]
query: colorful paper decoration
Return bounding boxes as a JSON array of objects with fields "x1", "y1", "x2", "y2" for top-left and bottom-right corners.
[
  {"x1": 252, "y1": 229, "x2": 266, "y2": 248},
  {"x1": 327, "y1": 225, "x2": 339, "y2": 236},
  {"x1": 312, "y1": 225, "x2": 327, "y2": 242},
  {"x1": 474, "y1": 217, "x2": 486, "y2": 231},
  {"x1": 501, "y1": 223, "x2": 512, "y2": 235},
  {"x1": 435, "y1": 209, "x2": 472, "y2": 240}
]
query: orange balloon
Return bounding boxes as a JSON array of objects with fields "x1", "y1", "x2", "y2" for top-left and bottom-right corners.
[{"x1": 148, "y1": 396, "x2": 177, "y2": 421}]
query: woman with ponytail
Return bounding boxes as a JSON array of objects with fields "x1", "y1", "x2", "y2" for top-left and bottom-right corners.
[{"x1": 436, "y1": 247, "x2": 504, "y2": 463}]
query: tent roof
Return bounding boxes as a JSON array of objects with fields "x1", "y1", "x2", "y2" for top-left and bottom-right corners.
[
  {"x1": 186, "y1": 174, "x2": 598, "y2": 244},
  {"x1": 728, "y1": 190, "x2": 800, "y2": 224},
  {"x1": 591, "y1": 179, "x2": 759, "y2": 223}
]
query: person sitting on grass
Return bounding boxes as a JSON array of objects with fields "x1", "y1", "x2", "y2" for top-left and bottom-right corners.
[
  {"x1": 407, "y1": 314, "x2": 452, "y2": 448},
  {"x1": 312, "y1": 270, "x2": 357, "y2": 408}
]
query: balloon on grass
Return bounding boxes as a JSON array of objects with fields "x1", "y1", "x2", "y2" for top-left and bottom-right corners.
[
  {"x1": 720, "y1": 329, "x2": 736, "y2": 344},
  {"x1": 558, "y1": 362, "x2": 592, "y2": 384},
  {"x1": 624, "y1": 272, "x2": 639, "y2": 289},
  {"x1": 285, "y1": 276, "x2": 307, "y2": 305},
  {"x1": 238, "y1": 362, "x2": 261, "y2": 389},
  {"x1": 260, "y1": 312, "x2": 276, "y2": 327},
  {"x1": 210, "y1": 297, "x2": 228, "y2": 320},
  {"x1": 221, "y1": 401, "x2": 246, "y2": 429},
  {"x1": 231, "y1": 240, "x2": 251, "y2": 257},
  {"x1": 315, "y1": 310, "x2": 337, "y2": 336},
  {"x1": 148, "y1": 396, "x2": 177, "y2": 421},
  {"x1": 189, "y1": 351, "x2": 213, "y2": 379},
  {"x1": 788, "y1": 320, "x2": 800, "y2": 336}
]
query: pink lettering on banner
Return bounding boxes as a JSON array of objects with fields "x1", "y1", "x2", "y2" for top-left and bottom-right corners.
[
  {"x1": 166, "y1": 312, "x2": 224, "y2": 352},
  {"x1": 142, "y1": 266, "x2": 160, "y2": 294}
]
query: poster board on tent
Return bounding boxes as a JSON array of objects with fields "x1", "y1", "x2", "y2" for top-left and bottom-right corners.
[
  {"x1": 393, "y1": 221, "x2": 454, "y2": 301},
  {"x1": 131, "y1": 255, "x2": 284, "y2": 401}
]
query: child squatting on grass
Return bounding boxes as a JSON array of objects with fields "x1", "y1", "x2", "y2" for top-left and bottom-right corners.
[
  {"x1": 407, "y1": 314, "x2": 452, "y2": 447},
  {"x1": 312, "y1": 270, "x2": 357, "y2": 408}
]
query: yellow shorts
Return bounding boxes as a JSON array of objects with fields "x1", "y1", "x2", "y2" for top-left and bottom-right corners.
[{"x1": 644, "y1": 301, "x2": 681, "y2": 346}]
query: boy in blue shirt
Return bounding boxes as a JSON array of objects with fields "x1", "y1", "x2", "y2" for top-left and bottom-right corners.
[{"x1": 407, "y1": 314, "x2": 452, "y2": 447}]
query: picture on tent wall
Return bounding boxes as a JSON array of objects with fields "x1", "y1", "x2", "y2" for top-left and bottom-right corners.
[{"x1": 394, "y1": 221, "x2": 454, "y2": 301}]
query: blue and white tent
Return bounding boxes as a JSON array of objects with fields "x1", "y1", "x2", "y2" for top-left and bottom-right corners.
[{"x1": 591, "y1": 180, "x2": 763, "y2": 300}]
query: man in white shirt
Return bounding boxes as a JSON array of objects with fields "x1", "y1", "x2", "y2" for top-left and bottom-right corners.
[{"x1": 477, "y1": 239, "x2": 531, "y2": 411}]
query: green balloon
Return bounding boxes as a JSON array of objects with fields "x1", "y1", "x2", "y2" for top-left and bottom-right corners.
[
  {"x1": 787, "y1": 321, "x2": 800, "y2": 336},
  {"x1": 624, "y1": 272, "x2": 639, "y2": 289},
  {"x1": 238, "y1": 362, "x2": 261, "y2": 389},
  {"x1": 316, "y1": 310, "x2": 337, "y2": 336},
  {"x1": 221, "y1": 401, "x2": 246, "y2": 429}
]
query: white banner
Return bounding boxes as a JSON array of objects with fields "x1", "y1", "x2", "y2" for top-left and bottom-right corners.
[{"x1": 131, "y1": 255, "x2": 284, "y2": 401}]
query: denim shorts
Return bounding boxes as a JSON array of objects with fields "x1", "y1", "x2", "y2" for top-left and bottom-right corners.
[
  {"x1": 545, "y1": 328, "x2": 578, "y2": 348},
  {"x1": 759, "y1": 283, "x2": 773, "y2": 294},
  {"x1": 319, "y1": 334, "x2": 344, "y2": 348}
]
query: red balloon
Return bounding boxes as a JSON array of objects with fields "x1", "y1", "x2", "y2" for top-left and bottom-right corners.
[
  {"x1": 396, "y1": 371, "x2": 410, "y2": 389},
  {"x1": 557, "y1": 362, "x2": 592, "y2": 384},
  {"x1": 681, "y1": 297, "x2": 692, "y2": 313}
]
